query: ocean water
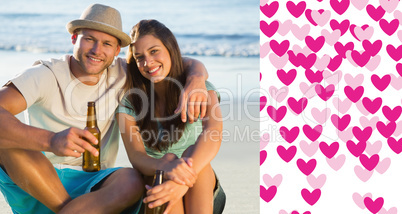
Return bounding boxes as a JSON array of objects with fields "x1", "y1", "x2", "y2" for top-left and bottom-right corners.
[{"x1": 0, "y1": 0, "x2": 258, "y2": 57}]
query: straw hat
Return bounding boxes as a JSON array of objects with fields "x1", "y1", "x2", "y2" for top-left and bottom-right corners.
[{"x1": 66, "y1": 4, "x2": 131, "y2": 47}]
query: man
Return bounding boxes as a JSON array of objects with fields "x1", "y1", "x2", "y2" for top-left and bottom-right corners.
[{"x1": 0, "y1": 4, "x2": 208, "y2": 213}]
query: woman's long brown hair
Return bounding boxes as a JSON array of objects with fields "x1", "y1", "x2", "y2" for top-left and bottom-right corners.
[{"x1": 124, "y1": 19, "x2": 187, "y2": 151}]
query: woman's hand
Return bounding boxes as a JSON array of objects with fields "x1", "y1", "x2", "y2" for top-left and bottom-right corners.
[
  {"x1": 159, "y1": 153, "x2": 197, "y2": 187},
  {"x1": 143, "y1": 180, "x2": 189, "y2": 214}
]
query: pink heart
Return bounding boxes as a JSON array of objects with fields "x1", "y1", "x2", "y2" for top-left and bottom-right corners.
[
  {"x1": 371, "y1": 74, "x2": 391, "y2": 91},
  {"x1": 334, "y1": 41, "x2": 354, "y2": 58},
  {"x1": 347, "y1": 140, "x2": 366, "y2": 157},
  {"x1": 386, "y1": 44, "x2": 402, "y2": 61},
  {"x1": 390, "y1": 74, "x2": 402, "y2": 90},
  {"x1": 328, "y1": 55, "x2": 343, "y2": 71},
  {"x1": 362, "y1": 40, "x2": 382, "y2": 57},
  {"x1": 356, "y1": 100, "x2": 370, "y2": 116},
  {"x1": 396, "y1": 63, "x2": 402, "y2": 77},
  {"x1": 286, "y1": 1, "x2": 307, "y2": 18},
  {"x1": 260, "y1": 150, "x2": 267, "y2": 165},
  {"x1": 359, "y1": 116, "x2": 379, "y2": 129},
  {"x1": 278, "y1": 20, "x2": 293, "y2": 36},
  {"x1": 344, "y1": 86, "x2": 364, "y2": 103},
  {"x1": 366, "y1": 4, "x2": 386, "y2": 21},
  {"x1": 260, "y1": 96, "x2": 267, "y2": 111},
  {"x1": 315, "y1": 84, "x2": 335, "y2": 101},
  {"x1": 277, "y1": 145, "x2": 297, "y2": 162},
  {"x1": 397, "y1": 30, "x2": 402, "y2": 43},
  {"x1": 319, "y1": 141, "x2": 339, "y2": 158},
  {"x1": 260, "y1": 185, "x2": 277, "y2": 203},
  {"x1": 355, "y1": 26, "x2": 374, "y2": 41},
  {"x1": 311, "y1": 108, "x2": 331, "y2": 124},
  {"x1": 263, "y1": 174, "x2": 282, "y2": 187},
  {"x1": 344, "y1": 73, "x2": 364, "y2": 88},
  {"x1": 260, "y1": 20, "x2": 279, "y2": 38},
  {"x1": 376, "y1": 121, "x2": 396, "y2": 138},
  {"x1": 331, "y1": 114, "x2": 351, "y2": 131},
  {"x1": 301, "y1": 188, "x2": 321, "y2": 205},
  {"x1": 365, "y1": 140, "x2": 382, "y2": 156},
  {"x1": 338, "y1": 127, "x2": 353, "y2": 143},
  {"x1": 305, "y1": 69, "x2": 323, "y2": 83},
  {"x1": 297, "y1": 158, "x2": 317, "y2": 175},
  {"x1": 300, "y1": 140, "x2": 319, "y2": 157},
  {"x1": 353, "y1": 192, "x2": 372, "y2": 209},
  {"x1": 292, "y1": 44, "x2": 312, "y2": 55},
  {"x1": 260, "y1": 42, "x2": 270, "y2": 58},
  {"x1": 305, "y1": 9, "x2": 318, "y2": 26},
  {"x1": 303, "y1": 125, "x2": 322, "y2": 141},
  {"x1": 333, "y1": 97, "x2": 352, "y2": 114},
  {"x1": 364, "y1": 197, "x2": 384, "y2": 214},
  {"x1": 299, "y1": 82, "x2": 317, "y2": 99},
  {"x1": 330, "y1": 0, "x2": 350, "y2": 15},
  {"x1": 277, "y1": 68, "x2": 296, "y2": 85},
  {"x1": 269, "y1": 53, "x2": 289, "y2": 69},
  {"x1": 379, "y1": 19, "x2": 399, "y2": 36},
  {"x1": 311, "y1": 10, "x2": 331, "y2": 27},
  {"x1": 365, "y1": 55, "x2": 381, "y2": 71},
  {"x1": 270, "y1": 40, "x2": 290, "y2": 57},
  {"x1": 375, "y1": 157, "x2": 390, "y2": 174},
  {"x1": 394, "y1": 10, "x2": 402, "y2": 24},
  {"x1": 267, "y1": 106, "x2": 287, "y2": 123},
  {"x1": 387, "y1": 137, "x2": 402, "y2": 154},
  {"x1": 326, "y1": 154, "x2": 345, "y2": 171},
  {"x1": 353, "y1": 126, "x2": 373, "y2": 142},
  {"x1": 330, "y1": 19, "x2": 350, "y2": 36},
  {"x1": 359, "y1": 154, "x2": 379, "y2": 171},
  {"x1": 345, "y1": 50, "x2": 358, "y2": 67},
  {"x1": 314, "y1": 54, "x2": 331, "y2": 71},
  {"x1": 269, "y1": 86, "x2": 289, "y2": 103},
  {"x1": 395, "y1": 121, "x2": 402, "y2": 137},
  {"x1": 280, "y1": 126, "x2": 300, "y2": 143},
  {"x1": 260, "y1": 133, "x2": 270, "y2": 150},
  {"x1": 323, "y1": 70, "x2": 342, "y2": 86},
  {"x1": 260, "y1": 0, "x2": 269, "y2": 6},
  {"x1": 379, "y1": 0, "x2": 399, "y2": 13},
  {"x1": 354, "y1": 165, "x2": 374, "y2": 182},
  {"x1": 321, "y1": 29, "x2": 341, "y2": 46},
  {"x1": 306, "y1": 174, "x2": 326, "y2": 189},
  {"x1": 351, "y1": 0, "x2": 369, "y2": 10},
  {"x1": 287, "y1": 97, "x2": 308, "y2": 114},
  {"x1": 362, "y1": 97, "x2": 382, "y2": 114},
  {"x1": 291, "y1": 24, "x2": 311, "y2": 41},
  {"x1": 260, "y1": 1, "x2": 279, "y2": 18},
  {"x1": 379, "y1": 207, "x2": 397, "y2": 214},
  {"x1": 351, "y1": 50, "x2": 371, "y2": 67}
]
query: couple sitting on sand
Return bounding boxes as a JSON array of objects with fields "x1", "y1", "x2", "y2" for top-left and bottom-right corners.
[{"x1": 0, "y1": 4, "x2": 225, "y2": 214}]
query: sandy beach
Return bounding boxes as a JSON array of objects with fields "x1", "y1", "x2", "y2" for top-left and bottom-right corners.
[{"x1": 0, "y1": 51, "x2": 259, "y2": 213}]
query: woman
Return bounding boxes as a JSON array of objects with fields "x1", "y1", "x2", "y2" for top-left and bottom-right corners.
[{"x1": 116, "y1": 19, "x2": 225, "y2": 214}]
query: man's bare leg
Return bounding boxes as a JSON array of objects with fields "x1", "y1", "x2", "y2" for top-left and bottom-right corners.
[
  {"x1": 0, "y1": 148, "x2": 71, "y2": 212},
  {"x1": 59, "y1": 168, "x2": 144, "y2": 214},
  {"x1": 0, "y1": 148, "x2": 144, "y2": 213}
]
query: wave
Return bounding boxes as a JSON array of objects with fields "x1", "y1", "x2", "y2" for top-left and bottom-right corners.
[
  {"x1": 0, "y1": 41, "x2": 259, "y2": 58},
  {"x1": 175, "y1": 33, "x2": 258, "y2": 41}
]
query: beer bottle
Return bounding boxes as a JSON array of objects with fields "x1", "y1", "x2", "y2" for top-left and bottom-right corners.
[
  {"x1": 145, "y1": 170, "x2": 167, "y2": 214},
  {"x1": 82, "y1": 101, "x2": 101, "y2": 172}
]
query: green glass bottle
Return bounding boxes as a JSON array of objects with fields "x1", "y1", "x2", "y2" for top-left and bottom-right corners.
[{"x1": 145, "y1": 170, "x2": 167, "y2": 214}]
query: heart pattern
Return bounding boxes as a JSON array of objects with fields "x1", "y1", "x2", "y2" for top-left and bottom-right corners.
[{"x1": 260, "y1": 0, "x2": 402, "y2": 212}]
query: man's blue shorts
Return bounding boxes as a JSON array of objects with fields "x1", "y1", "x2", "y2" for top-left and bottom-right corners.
[{"x1": 0, "y1": 166, "x2": 141, "y2": 214}]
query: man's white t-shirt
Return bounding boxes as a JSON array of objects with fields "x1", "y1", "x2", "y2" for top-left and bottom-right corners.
[{"x1": 10, "y1": 55, "x2": 127, "y2": 170}]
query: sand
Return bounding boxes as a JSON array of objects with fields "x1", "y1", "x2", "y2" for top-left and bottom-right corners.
[{"x1": 0, "y1": 51, "x2": 259, "y2": 213}]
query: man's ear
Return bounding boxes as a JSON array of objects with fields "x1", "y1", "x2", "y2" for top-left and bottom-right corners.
[
  {"x1": 71, "y1": 34, "x2": 78, "y2": 44},
  {"x1": 115, "y1": 45, "x2": 121, "y2": 57}
]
